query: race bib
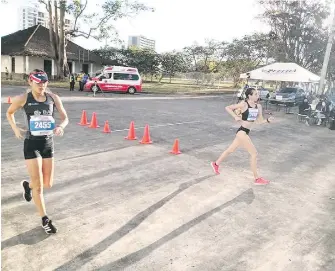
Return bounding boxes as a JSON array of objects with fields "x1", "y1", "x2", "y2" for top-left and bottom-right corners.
[
  {"x1": 30, "y1": 116, "x2": 55, "y2": 136},
  {"x1": 247, "y1": 108, "x2": 258, "y2": 121}
]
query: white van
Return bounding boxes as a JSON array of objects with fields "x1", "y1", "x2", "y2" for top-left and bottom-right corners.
[{"x1": 84, "y1": 66, "x2": 142, "y2": 94}]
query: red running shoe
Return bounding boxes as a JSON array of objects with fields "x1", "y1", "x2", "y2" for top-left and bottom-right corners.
[
  {"x1": 211, "y1": 162, "x2": 220, "y2": 174},
  {"x1": 254, "y1": 177, "x2": 270, "y2": 185}
]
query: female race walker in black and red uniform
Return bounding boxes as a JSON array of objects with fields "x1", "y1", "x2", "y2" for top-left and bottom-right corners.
[
  {"x1": 6, "y1": 69, "x2": 69, "y2": 234},
  {"x1": 211, "y1": 87, "x2": 273, "y2": 185}
]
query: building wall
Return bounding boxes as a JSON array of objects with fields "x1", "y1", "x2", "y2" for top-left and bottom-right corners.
[
  {"x1": 14, "y1": 56, "x2": 25, "y2": 74},
  {"x1": 71, "y1": 62, "x2": 102, "y2": 76},
  {"x1": 1, "y1": 55, "x2": 11, "y2": 72},
  {"x1": 29, "y1": 56, "x2": 45, "y2": 71},
  {"x1": 1, "y1": 55, "x2": 25, "y2": 79},
  {"x1": 2, "y1": 54, "x2": 102, "y2": 79}
]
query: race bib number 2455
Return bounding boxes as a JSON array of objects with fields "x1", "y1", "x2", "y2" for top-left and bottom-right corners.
[{"x1": 30, "y1": 116, "x2": 55, "y2": 136}]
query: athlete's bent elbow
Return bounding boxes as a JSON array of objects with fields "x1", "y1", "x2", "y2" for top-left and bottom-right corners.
[{"x1": 225, "y1": 105, "x2": 233, "y2": 113}]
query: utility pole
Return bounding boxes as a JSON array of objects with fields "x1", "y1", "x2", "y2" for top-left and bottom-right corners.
[{"x1": 318, "y1": 3, "x2": 335, "y2": 95}]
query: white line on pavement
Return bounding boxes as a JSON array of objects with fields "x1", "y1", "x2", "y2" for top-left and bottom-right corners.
[{"x1": 112, "y1": 120, "x2": 204, "y2": 132}]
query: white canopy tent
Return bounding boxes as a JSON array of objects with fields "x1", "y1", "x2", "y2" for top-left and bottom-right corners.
[{"x1": 240, "y1": 62, "x2": 320, "y2": 83}]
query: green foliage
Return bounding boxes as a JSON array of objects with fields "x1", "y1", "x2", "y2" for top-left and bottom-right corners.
[
  {"x1": 160, "y1": 51, "x2": 188, "y2": 82},
  {"x1": 183, "y1": 40, "x2": 227, "y2": 73},
  {"x1": 257, "y1": 0, "x2": 329, "y2": 73}
]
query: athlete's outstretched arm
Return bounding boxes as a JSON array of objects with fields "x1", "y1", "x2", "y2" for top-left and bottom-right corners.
[{"x1": 6, "y1": 94, "x2": 27, "y2": 139}]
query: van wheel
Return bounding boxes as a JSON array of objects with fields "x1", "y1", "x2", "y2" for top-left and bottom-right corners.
[
  {"x1": 127, "y1": 87, "x2": 136, "y2": 94},
  {"x1": 91, "y1": 85, "x2": 101, "y2": 93}
]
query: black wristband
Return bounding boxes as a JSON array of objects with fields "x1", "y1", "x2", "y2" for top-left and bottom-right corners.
[{"x1": 266, "y1": 118, "x2": 270, "y2": 123}]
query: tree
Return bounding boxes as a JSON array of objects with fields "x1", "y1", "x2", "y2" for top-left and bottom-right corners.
[
  {"x1": 138, "y1": 50, "x2": 161, "y2": 81},
  {"x1": 92, "y1": 46, "x2": 128, "y2": 66},
  {"x1": 183, "y1": 40, "x2": 227, "y2": 73},
  {"x1": 39, "y1": 0, "x2": 154, "y2": 79},
  {"x1": 92, "y1": 47, "x2": 161, "y2": 80},
  {"x1": 221, "y1": 33, "x2": 272, "y2": 86},
  {"x1": 256, "y1": 0, "x2": 330, "y2": 73},
  {"x1": 159, "y1": 52, "x2": 187, "y2": 83}
]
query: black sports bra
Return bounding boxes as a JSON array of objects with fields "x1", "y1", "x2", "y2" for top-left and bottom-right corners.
[{"x1": 241, "y1": 101, "x2": 259, "y2": 122}]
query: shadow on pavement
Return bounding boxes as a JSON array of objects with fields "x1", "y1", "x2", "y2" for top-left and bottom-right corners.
[
  {"x1": 1, "y1": 226, "x2": 50, "y2": 250},
  {"x1": 98, "y1": 188, "x2": 255, "y2": 271},
  {"x1": 53, "y1": 174, "x2": 213, "y2": 271}
]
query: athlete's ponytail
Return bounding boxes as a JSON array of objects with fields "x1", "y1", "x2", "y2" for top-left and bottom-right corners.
[{"x1": 244, "y1": 87, "x2": 256, "y2": 101}]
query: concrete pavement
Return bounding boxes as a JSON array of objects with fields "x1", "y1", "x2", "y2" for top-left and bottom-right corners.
[{"x1": 1, "y1": 86, "x2": 335, "y2": 271}]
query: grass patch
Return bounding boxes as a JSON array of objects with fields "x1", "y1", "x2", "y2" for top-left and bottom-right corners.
[
  {"x1": 1, "y1": 79, "x2": 236, "y2": 94},
  {"x1": 142, "y1": 82, "x2": 235, "y2": 94}
]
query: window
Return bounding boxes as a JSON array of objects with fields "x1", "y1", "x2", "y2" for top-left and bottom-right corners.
[
  {"x1": 279, "y1": 88, "x2": 297, "y2": 93},
  {"x1": 113, "y1": 73, "x2": 139, "y2": 81},
  {"x1": 11, "y1": 57, "x2": 15, "y2": 73}
]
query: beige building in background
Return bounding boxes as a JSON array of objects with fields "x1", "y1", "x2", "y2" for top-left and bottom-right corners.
[{"x1": 128, "y1": 35, "x2": 156, "y2": 51}]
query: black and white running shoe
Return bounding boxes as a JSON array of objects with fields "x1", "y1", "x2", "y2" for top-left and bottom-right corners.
[
  {"x1": 42, "y1": 218, "x2": 57, "y2": 234},
  {"x1": 21, "y1": 180, "x2": 32, "y2": 202}
]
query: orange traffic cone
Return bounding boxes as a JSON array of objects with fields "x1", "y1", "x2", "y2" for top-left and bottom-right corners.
[
  {"x1": 103, "y1": 120, "x2": 111, "y2": 133},
  {"x1": 78, "y1": 110, "x2": 89, "y2": 126},
  {"x1": 170, "y1": 139, "x2": 182, "y2": 155},
  {"x1": 125, "y1": 121, "x2": 137, "y2": 140},
  {"x1": 88, "y1": 112, "x2": 100, "y2": 128},
  {"x1": 140, "y1": 124, "x2": 152, "y2": 144},
  {"x1": 7, "y1": 97, "x2": 12, "y2": 104}
]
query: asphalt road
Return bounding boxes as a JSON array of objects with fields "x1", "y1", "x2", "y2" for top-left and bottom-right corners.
[{"x1": 1, "y1": 86, "x2": 335, "y2": 271}]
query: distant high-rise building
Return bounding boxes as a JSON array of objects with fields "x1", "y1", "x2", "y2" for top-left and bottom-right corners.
[
  {"x1": 128, "y1": 35, "x2": 155, "y2": 51},
  {"x1": 18, "y1": 0, "x2": 48, "y2": 30},
  {"x1": 18, "y1": 0, "x2": 73, "y2": 31}
]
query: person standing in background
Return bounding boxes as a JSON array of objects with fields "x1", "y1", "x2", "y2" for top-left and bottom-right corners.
[
  {"x1": 76, "y1": 71, "x2": 84, "y2": 91},
  {"x1": 5, "y1": 67, "x2": 9, "y2": 80},
  {"x1": 69, "y1": 73, "x2": 75, "y2": 91},
  {"x1": 81, "y1": 73, "x2": 89, "y2": 91}
]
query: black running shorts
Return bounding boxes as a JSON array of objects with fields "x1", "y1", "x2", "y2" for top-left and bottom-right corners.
[
  {"x1": 236, "y1": 126, "x2": 250, "y2": 135},
  {"x1": 23, "y1": 137, "x2": 54, "y2": 160}
]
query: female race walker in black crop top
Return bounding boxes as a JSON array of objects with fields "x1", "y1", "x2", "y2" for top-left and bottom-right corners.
[
  {"x1": 210, "y1": 87, "x2": 274, "y2": 185},
  {"x1": 6, "y1": 69, "x2": 69, "y2": 235}
]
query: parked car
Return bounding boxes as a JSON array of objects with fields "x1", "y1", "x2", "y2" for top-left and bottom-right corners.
[
  {"x1": 271, "y1": 87, "x2": 306, "y2": 106},
  {"x1": 237, "y1": 85, "x2": 270, "y2": 100}
]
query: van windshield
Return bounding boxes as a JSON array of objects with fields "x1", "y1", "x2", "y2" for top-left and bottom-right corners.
[
  {"x1": 113, "y1": 73, "x2": 139, "y2": 81},
  {"x1": 279, "y1": 88, "x2": 297, "y2": 93}
]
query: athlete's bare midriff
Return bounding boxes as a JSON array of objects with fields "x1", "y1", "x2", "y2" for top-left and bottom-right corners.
[
  {"x1": 240, "y1": 103, "x2": 256, "y2": 129},
  {"x1": 240, "y1": 120, "x2": 254, "y2": 129}
]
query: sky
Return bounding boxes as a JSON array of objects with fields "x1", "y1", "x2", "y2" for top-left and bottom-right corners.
[{"x1": 0, "y1": 0, "x2": 333, "y2": 53}]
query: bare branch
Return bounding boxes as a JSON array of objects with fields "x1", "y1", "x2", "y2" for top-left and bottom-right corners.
[
  {"x1": 68, "y1": 0, "x2": 88, "y2": 36},
  {"x1": 38, "y1": 0, "x2": 49, "y2": 11}
]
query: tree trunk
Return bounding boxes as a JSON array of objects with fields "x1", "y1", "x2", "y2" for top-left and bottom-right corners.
[
  {"x1": 58, "y1": 0, "x2": 66, "y2": 78},
  {"x1": 151, "y1": 74, "x2": 153, "y2": 82},
  {"x1": 158, "y1": 74, "x2": 163, "y2": 83},
  {"x1": 47, "y1": 0, "x2": 58, "y2": 79},
  {"x1": 169, "y1": 74, "x2": 172, "y2": 83},
  {"x1": 46, "y1": 0, "x2": 67, "y2": 80}
]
